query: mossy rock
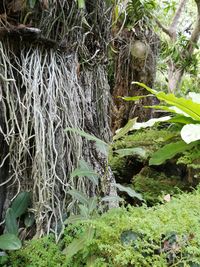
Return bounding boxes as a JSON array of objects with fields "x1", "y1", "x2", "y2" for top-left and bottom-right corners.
[{"x1": 109, "y1": 127, "x2": 179, "y2": 183}]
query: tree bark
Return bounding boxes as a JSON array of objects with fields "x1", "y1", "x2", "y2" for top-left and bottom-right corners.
[
  {"x1": 0, "y1": 0, "x2": 117, "y2": 238},
  {"x1": 111, "y1": 26, "x2": 159, "y2": 132}
]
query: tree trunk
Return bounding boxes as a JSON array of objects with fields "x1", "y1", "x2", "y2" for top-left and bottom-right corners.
[
  {"x1": 0, "y1": 0, "x2": 116, "y2": 239},
  {"x1": 111, "y1": 26, "x2": 160, "y2": 132},
  {"x1": 168, "y1": 60, "x2": 183, "y2": 93}
]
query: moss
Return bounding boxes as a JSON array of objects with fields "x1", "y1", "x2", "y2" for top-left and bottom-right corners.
[
  {"x1": 112, "y1": 128, "x2": 178, "y2": 152},
  {"x1": 109, "y1": 127, "x2": 179, "y2": 182},
  {"x1": 133, "y1": 167, "x2": 187, "y2": 205},
  {"x1": 62, "y1": 190, "x2": 200, "y2": 266},
  {"x1": 6, "y1": 190, "x2": 200, "y2": 267},
  {"x1": 7, "y1": 235, "x2": 66, "y2": 267}
]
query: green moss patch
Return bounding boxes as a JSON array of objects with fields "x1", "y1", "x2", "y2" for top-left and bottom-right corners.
[{"x1": 6, "y1": 190, "x2": 200, "y2": 267}]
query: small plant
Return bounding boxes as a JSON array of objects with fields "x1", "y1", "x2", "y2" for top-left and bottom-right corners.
[{"x1": 0, "y1": 192, "x2": 32, "y2": 252}]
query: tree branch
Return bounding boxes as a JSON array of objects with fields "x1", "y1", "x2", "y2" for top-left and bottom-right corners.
[
  {"x1": 155, "y1": 18, "x2": 173, "y2": 38},
  {"x1": 169, "y1": 0, "x2": 188, "y2": 39},
  {"x1": 187, "y1": 0, "x2": 200, "y2": 53},
  {"x1": 155, "y1": 0, "x2": 188, "y2": 40}
]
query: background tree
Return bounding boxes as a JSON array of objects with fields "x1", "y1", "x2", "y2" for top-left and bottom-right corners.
[
  {"x1": 156, "y1": 0, "x2": 200, "y2": 92},
  {"x1": 111, "y1": 0, "x2": 160, "y2": 132}
]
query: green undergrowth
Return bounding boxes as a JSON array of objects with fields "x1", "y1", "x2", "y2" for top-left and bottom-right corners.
[
  {"x1": 109, "y1": 127, "x2": 179, "y2": 178},
  {"x1": 109, "y1": 127, "x2": 189, "y2": 205},
  {"x1": 133, "y1": 167, "x2": 187, "y2": 205},
  {"x1": 111, "y1": 127, "x2": 178, "y2": 153},
  {"x1": 5, "y1": 190, "x2": 200, "y2": 267}
]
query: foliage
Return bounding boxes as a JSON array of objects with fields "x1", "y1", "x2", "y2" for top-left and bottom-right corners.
[
  {"x1": 0, "y1": 192, "x2": 32, "y2": 251},
  {"x1": 6, "y1": 190, "x2": 200, "y2": 266},
  {"x1": 121, "y1": 82, "x2": 200, "y2": 166},
  {"x1": 63, "y1": 189, "x2": 200, "y2": 266},
  {"x1": 7, "y1": 235, "x2": 65, "y2": 267},
  {"x1": 133, "y1": 167, "x2": 186, "y2": 205},
  {"x1": 126, "y1": 0, "x2": 156, "y2": 24}
]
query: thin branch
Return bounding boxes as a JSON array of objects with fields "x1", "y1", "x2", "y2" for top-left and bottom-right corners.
[
  {"x1": 155, "y1": 18, "x2": 173, "y2": 38},
  {"x1": 187, "y1": 0, "x2": 200, "y2": 53},
  {"x1": 169, "y1": 0, "x2": 188, "y2": 32},
  {"x1": 155, "y1": 0, "x2": 188, "y2": 40}
]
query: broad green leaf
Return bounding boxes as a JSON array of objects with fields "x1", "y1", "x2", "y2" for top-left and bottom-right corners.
[
  {"x1": 5, "y1": 208, "x2": 18, "y2": 236},
  {"x1": 145, "y1": 105, "x2": 190, "y2": 117},
  {"x1": 149, "y1": 141, "x2": 195, "y2": 165},
  {"x1": 0, "y1": 234, "x2": 22, "y2": 250},
  {"x1": 63, "y1": 227, "x2": 94, "y2": 258},
  {"x1": 113, "y1": 118, "x2": 137, "y2": 140},
  {"x1": 11, "y1": 192, "x2": 31, "y2": 218},
  {"x1": 65, "y1": 128, "x2": 107, "y2": 145},
  {"x1": 181, "y1": 124, "x2": 200, "y2": 144},
  {"x1": 65, "y1": 128, "x2": 108, "y2": 155},
  {"x1": 130, "y1": 116, "x2": 171, "y2": 130},
  {"x1": 133, "y1": 82, "x2": 200, "y2": 121},
  {"x1": 71, "y1": 169, "x2": 99, "y2": 185},
  {"x1": 71, "y1": 160, "x2": 99, "y2": 185},
  {"x1": 68, "y1": 189, "x2": 89, "y2": 206},
  {"x1": 115, "y1": 147, "x2": 147, "y2": 159},
  {"x1": 113, "y1": 183, "x2": 144, "y2": 201},
  {"x1": 169, "y1": 115, "x2": 198, "y2": 125}
]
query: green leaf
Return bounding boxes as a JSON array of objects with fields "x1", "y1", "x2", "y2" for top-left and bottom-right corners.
[
  {"x1": 122, "y1": 95, "x2": 152, "y2": 101},
  {"x1": 115, "y1": 147, "x2": 147, "y2": 159},
  {"x1": 0, "y1": 234, "x2": 22, "y2": 250},
  {"x1": 68, "y1": 189, "x2": 89, "y2": 206},
  {"x1": 24, "y1": 212, "x2": 35, "y2": 228},
  {"x1": 63, "y1": 227, "x2": 94, "y2": 258},
  {"x1": 11, "y1": 192, "x2": 31, "y2": 218},
  {"x1": 113, "y1": 183, "x2": 144, "y2": 201},
  {"x1": 5, "y1": 208, "x2": 18, "y2": 236},
  {"x1": 113, "y1": 118, "x2": 137, "y2": 140},
  {"x1": 88, "y1": 197, "x2": 97, "y2": 214},
  {"x1": 71, "y1": 160, "x2": 99, "y2": 186},
  {"x1": 79, "y1": 204, "x2": 89, "y2": 218},
  {"x1": 169, "y1": 115, "x2": 198, "y2": 125},
  {"x1": 149, "y1": 141, "x2": 196, "y2": 165},
  {"x1": 65, "y1": 128, "x2": 108, "y2": 155},
  {"x1": 95, "y1": 142, "x2": 109, "y2": 156},
  {"x1": 133, "y1": 82, "x2": 200, "y2": 121},
  {"x1": 77, "y1": 0, "x2": 85, "y2": 9},
  {"x1": 64, "y1": 215, "x2": 88, "y2": 225}
]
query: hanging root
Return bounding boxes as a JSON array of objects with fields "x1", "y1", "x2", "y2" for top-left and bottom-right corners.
[{"x1": 0, "y1": 0, "x2": 116, "y2": 240}]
